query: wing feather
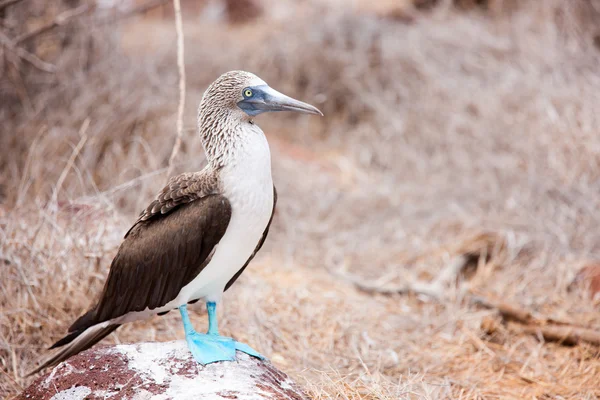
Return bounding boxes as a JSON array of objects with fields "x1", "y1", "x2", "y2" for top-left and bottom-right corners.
[
  {"x1": 36, "y1": 178, "x2": 271, "y2": 374},
  {"x1": 70, "y1": 193, "x2": 231, "y2": 333},
  {"x1": 128, "y1": 170, "x2": 219, "y2": 234}
]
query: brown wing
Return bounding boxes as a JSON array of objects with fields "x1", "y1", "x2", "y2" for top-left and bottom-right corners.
[
  {"x1": 127, "y1": 170, "x2": 219, "y2": 235},
  {"x1": 225, "y1": 186, "x2": 277, "y2": 291},
  {"x1": 34, "y1": 183, "x2": 270, "y2": 375},
  {"x1": 70, "y1": 194, "x2": 231, "y2": 332}
]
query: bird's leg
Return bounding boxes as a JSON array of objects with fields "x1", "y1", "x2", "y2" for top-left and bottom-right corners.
[
  {"x1": 206, "y1": 301, "x2": 219, "y2": 335},
  {"x1": 178, "y1": 303, "x2": 235, "y2": 364},
  {"x1": 178, "y1": 302, "x2": 264, "y2": 365},
  {"x1": 179, "y1": 304, "x2": 196, "y2": 335},
  {"x1": 207, "y1": 302, "x2": 264, "y2": 360}
]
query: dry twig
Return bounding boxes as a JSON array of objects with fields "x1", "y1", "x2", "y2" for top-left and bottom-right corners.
[
  {"x1": 520, "y1": 324, "x2": 600, "y2": 346},
  {"x1": 473, "y1": 294, "x2": 600, "y2": 346},
  {"x1": 104, "y1": 0, "x2": 171, "y2": 22},
  {"x1": 0, "y1": 0, "x2": 23, "y2": 11},
  {"x1": 0, "y1": 30, "x2": 56, "y2": 73},
  {"x1": 6, "y1": 61, "x2": 33, "y2": 111},
  {"x1": 50, "y1": 119, "x2": 90, "y2": 209},
  {"x1": 338, "y1": 248, "x2": 600, "y2": 347},
  {"x1": 333, "y1": 253, "x2": 471, "y2": 301},
  {"x1": 166, "y1": 0, "x2": 186, "y2": 179},
  {"x1": 333, "y1": 268, "x2": 444, "y2": 299},
  {"x1": 15, "y1": 4, "x2": 92, "y2": 44},
  {"x1": 470, "y1": 295, "x2": 534, "y2": 324}
]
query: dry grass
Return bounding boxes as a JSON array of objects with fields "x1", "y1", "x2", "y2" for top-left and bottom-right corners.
[{"x1": 2, "y1": 0, "x2": 600, "y2": 398}]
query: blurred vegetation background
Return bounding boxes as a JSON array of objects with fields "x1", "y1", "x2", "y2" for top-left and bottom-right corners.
[{"x1": 2, "y1": 0, "x2": 600, "y2": 398}]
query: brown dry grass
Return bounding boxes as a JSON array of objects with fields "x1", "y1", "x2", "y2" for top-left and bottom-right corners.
[{"x1": 2, "y1": 0, "x2": 600, "y2": 398}]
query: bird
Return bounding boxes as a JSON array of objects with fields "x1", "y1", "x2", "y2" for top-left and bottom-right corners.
[{"x1": 31, "y1": 70, "x2": 322, "y2": 374}]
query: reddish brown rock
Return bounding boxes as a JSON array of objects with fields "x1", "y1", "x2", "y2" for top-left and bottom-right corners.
[
  {"x1": 19, "y1": 341, "x2": 307, "y2": 400},
  {"x1": 570, "y1": 264, "x2": 600, "y2": 300},
  {"x1": 225, "y1": 0, "x2": 262, "y2": 24}
]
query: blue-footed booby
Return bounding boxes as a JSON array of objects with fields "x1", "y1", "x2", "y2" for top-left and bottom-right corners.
[{"x1": 32, "y1": 71, "x2": 322, "y2": 373}]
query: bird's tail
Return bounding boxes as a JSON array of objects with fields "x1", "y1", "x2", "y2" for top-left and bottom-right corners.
[{"x1": 26, "y1": 322, "x2": 120, "y2": 376}]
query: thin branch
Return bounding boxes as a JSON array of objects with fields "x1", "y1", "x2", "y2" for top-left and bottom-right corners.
[
  {"x1": 15, "y1": 4, "x2": 92, "y2": 44},
  {"x1": 470, "y1": 295, "x2": 534, "y2": 324},
  {"x1": 0, "y1": 0, "x2": 24, "y2": 11},
  {"x1": 333, "y1": 268, "x2": 443, "y2": 299},
  {"x1": 521, "y1": 324, "x2": 600, "y2": 346},
  {"x1": 12, "y1": 46, "x2": 55, "y2": 72},
  {"x1": 6, "y1": 59, "x2": 33, "y2": 112},
  {"x1": 73, "y1": 159, "x2": 194, "y2": 204},
  {"x1": 79, "y1": 167, "x2": 169, "y2": 201},
  {"x1": 331, "y1": 254, "x2": 470, "y2": 301},
  {"x1": 50, "y1": 118, "x2": 90, "y2": 209},
  {"x1": 336, "y1": 254, "x2": 600, "y2": 347},
  {"x1": 0, "y1": 30, "x2": 56, "y2": 73},
  {"x1": 99, "y1": 0, "x2": 171, "y2": 24},
  {"x1": 16, "y1": 128, "x2": 45, "y2": 207},
  {"x1": 166, "y1": 0, "x2": 186, "y2": 179}
]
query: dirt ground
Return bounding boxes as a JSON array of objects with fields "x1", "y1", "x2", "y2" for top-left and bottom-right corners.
[{"x1": 1, "y1": 0, "x2": 600, "y2": 398}]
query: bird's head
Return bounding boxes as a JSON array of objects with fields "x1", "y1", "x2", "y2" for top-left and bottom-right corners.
[{"x1": 199, "y1": 71, "x2": 322, "y2": 122}]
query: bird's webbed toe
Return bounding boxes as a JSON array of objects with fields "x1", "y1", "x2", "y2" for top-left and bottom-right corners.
[
  {"x1": 185, "y1": 331, "x2": 237, "y2": 365},
  {"x1": 184, "y1": 331, "x2": 264, "y2": 365},
  {"x1": 232, "y1": 340, "x2": 264, "y2": 360}
]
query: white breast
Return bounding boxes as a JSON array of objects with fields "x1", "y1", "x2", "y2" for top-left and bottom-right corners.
[
  {"x1": 112, "y1": 125, "x2": 274, "y2": 325},
  {"x1": 171, "y1": 123, "x2": 274, "y2": 304}
]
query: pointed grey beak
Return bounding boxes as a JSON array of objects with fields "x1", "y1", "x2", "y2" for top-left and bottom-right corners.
[{"x1": 238, "y1": 85, "x2": 323, "y2": 117}]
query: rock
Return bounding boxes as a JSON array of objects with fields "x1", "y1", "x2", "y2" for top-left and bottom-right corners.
[
  {"x1": 19, "y1": 341, "x2": 308, "y2": 400},
  {"x1": 224, "y1": 0, "x2": 262, "y2": 24},
  {"x1": 569, "y1": 264, "x2": 600, "y2": 301}
]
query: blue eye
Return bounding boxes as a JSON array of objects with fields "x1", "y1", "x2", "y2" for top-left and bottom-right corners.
[{"x1": 243, "y1": 89, "x2": 253, "y2": 98}]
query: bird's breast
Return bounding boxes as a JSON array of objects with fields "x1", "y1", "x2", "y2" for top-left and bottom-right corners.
[
  {"x1": 186, "y1": 128, "x2": 274, "y2": 300},
  {"x1": 220, "y1": 128, "x2": 273, "y2": 213},
  {"x1": 150, "y1": 128, "x2": 275, "y2": 306}
]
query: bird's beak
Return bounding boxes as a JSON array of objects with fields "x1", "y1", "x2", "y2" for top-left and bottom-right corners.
[{"x1": 238, "y1": 85, "x2": 323, "y2": 117}]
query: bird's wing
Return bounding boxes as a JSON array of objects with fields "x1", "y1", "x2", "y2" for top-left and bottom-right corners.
[
  {"x1": 69, "y1": 175, "x2": 229, "y2": 333},
  {"x1": 225, "y1": 186, "x2": 277, "y2": 291},
  {"x1": 127, "y1": 170, "x2": 219, "y2": 234},
  {"x1": 31, "y1": 176, "x2": 231, "y2": 375}
]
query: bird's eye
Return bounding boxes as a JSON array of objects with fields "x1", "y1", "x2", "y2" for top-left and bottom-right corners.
[{"x1": 243, "y1": 89, "x2": 253, "y2": 98}]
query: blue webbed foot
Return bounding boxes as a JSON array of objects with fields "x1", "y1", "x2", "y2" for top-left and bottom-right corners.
[
  {"x1": 185, "y1": 331, "x2": 236, "y2": 364},
  {"x1": 233, "y1": 340, "x2": 264, "y2": 360},
  {"x1": 179, "y1": 303, "x2": 264, "y2": 365},
  {"x1": 185, "y1": 332, "x2": 264, "y2": 365}
]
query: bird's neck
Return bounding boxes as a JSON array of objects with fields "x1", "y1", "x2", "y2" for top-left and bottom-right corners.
[{"x1": 198, "y1": 109, "x2": 266, "y2": 170}]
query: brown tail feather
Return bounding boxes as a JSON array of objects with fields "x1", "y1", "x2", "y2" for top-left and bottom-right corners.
[
  {"x1": 27, "y1": 323, "x2": 120, "y2": 376},
  {"x1": 68, "y1": 308, "x2": 96, "y2": 333},
  {"x1": 49, "y1": 329, "x2": 84, "y2": 349}
]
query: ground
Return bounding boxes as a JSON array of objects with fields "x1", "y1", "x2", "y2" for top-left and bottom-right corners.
[{"x1": 1, "y1": 0, "x2": 600, "y2": 399}]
